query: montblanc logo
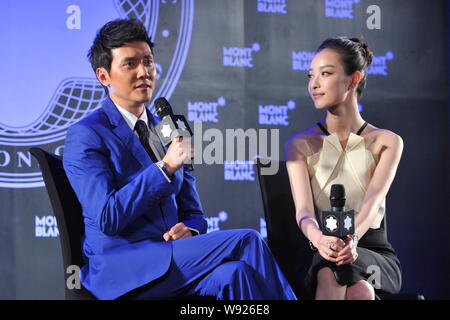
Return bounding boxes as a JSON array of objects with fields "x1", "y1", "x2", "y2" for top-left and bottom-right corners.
[
  {"x1": 0, "y1": 1, "x2": 194, "y2": 189},
  {"x1": 257, "y1": 0, "x2": 287, "y2": 14},
  {"x1": 0, "y1": 78, "x2": 106, "y2": 189},
  {"x1": 292, "y1": 51, "x2": 315, "y2": 71},
  {"x1": 176, "y1": 119, "x2": 187, "y2": 130},
  {"x1": 367, "y1": 52, "x2": 394, "y2": 76},
  {"x1": 187, "y1": 97, "x2": 226, "y2": 123},
  {"x1": 161, "y1": 123, "x2": 173, "y2": 138},
  {"x1": 344, "y1": 215, "x2": 353, "y2": 231},
  {"x1": 35, "y1": 215, "x2": 59, "y2": 238},
  {"x1": 223, "y1": 43, "x2": 261, "y2": 68},
  {"x1": 325, "y1": 0, "x2": 360, "y2": 19},
  {"x1": 224, "y1": 160, "x2": 255, "y2": 181},
  {"x1": 259, "y1": 100, "x2": 296, "y2": 126},
  {"x1": 206, "y1": 210, "x2": 228, "y2": 233},
  {"x1": 260, "y1": 217, "x2": 267, "y2": 238},
  {"x1": 325, "y1": 215, "x2": 338, "y2": 232}
]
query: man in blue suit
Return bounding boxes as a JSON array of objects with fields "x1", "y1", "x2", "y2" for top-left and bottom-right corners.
[{"x1": 63, "y1": 18, "x2": 296, "y2": 300}]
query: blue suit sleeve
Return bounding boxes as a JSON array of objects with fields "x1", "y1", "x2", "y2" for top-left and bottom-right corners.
[
  {"x1": 149, "y1": 112, "x2": 208, "y2": 234},
  {"x1": 176, "y1": 169, "x2": 208, "y2": 234},
  {"x1": 63, "y1": 124, "x2": 179, "y2": 236}
]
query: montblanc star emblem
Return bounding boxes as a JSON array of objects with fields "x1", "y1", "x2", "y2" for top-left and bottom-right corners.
[
  {"x1": 325, "y1": 216, "x2": 338, "y2": 232},
  {"x1": 176, "y1": 119, "x2": 187, "y2": 130},
  {"x1": 161, "y1": 123, "x2": 172, "y2": 138},
  {"x1": 344, "y1": 215, "x2": 353, "y2": 231}
]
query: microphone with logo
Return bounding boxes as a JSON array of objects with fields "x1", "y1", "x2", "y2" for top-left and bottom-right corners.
[
  {"x1": 320, "y1": 184, "x2": 355, "y2": 240},
  {"x1": 154, "y1": 97, "x2": 194, "y2": 171}
]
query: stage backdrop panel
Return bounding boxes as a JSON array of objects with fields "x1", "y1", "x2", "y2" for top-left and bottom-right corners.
[{"x1": 0, "y1": 0, "x2": 448, "y2": 299}]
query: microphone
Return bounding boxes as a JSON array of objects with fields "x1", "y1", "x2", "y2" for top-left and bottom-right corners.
[
  {"x1": 154, "y1": 97, "x2": 194, "y2": 171},
  {"x1": 320, "y1": 184, "x2": 355, "y2": 239}
]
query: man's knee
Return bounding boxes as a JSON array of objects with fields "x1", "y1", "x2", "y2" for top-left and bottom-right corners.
[
  {"x1": 238, "y1": 229, "x2": 266, "y2": 246},
  {"x1": 207, "y1": 261, "x2": 265, "y2": 299},
  {"x1": 214, "y1": 261, "x2": 253, "y2": 282},
  {"x1": 238, "y1": 228, "x2": 263, "y2": 239}
]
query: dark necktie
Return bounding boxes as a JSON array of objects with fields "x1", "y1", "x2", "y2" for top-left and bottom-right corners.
[{"x1": 134, "y1": 120, "x2": 158, "y2": 162}]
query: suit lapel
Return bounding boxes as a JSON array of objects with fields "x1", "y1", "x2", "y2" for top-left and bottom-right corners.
[
  {"x1": 101, "y1": 98, "x2": 153, "y2": 168},
  {"x1": 146, "y1": 110, "x2": 167, "y2": 158}
]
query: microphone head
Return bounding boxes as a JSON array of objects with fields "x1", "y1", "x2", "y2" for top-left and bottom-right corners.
[
  {"x1": 330, "y1": 184, "x2": 346, "y2": 208},
  {"x1": 155, "y1": 97, "x2": 173, "y2": 118}
]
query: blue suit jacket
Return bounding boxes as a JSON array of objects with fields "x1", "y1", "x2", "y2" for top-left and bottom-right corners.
[{"x1": 63, "y1": 97, "x2": 207, "y2": 300}]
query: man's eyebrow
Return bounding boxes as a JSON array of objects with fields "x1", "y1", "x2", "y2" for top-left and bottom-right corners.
[
  {"x1": 121, "y1": 57, "x2": 137, "y2": 63},
  {"x1": 121, "y1": 55, "x2": 153, "y2": 63}
]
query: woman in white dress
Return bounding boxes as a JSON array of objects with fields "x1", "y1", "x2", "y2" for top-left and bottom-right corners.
[{"x1": 286, "y1": 37, "x2": 403, "y2": 300}]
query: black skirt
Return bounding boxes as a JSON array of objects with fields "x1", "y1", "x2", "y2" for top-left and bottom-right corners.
[{"x1": 304, "y1": 226, "x2": 402, "y2": 298}]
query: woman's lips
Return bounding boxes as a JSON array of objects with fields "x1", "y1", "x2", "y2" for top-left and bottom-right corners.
[{"x1": 312, "y1": 93, "x2": 325, "y2": 99}]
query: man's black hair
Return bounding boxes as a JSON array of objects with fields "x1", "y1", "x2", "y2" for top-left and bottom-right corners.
[{"x1": 87, "y1": 18, "x2": 154, "y2": 73}]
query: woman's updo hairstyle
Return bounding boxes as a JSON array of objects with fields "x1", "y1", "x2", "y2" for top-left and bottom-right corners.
[{"x1": 317, "y1": 37, "x2": 374, "y2": 99}]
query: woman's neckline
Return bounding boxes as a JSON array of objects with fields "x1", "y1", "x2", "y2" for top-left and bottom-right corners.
[{"x1": 317, "y1": 121, "x2": 368, "y2": 137}]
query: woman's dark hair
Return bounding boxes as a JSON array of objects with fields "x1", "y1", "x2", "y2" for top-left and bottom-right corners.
[
  {"x1": 87, "y1": 18, "x2": 154, "y2": 73},
  {"x1": 317, "y1": 37, "x2": 373, "y2": 99}
]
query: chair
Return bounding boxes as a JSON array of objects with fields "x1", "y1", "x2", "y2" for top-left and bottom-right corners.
[
  {"x1": 255, "y1": 158, "x2": 314, "y2": 299},
  {"x1": 255, "y1": 159, "x2": 424, "y2": 300},
  {"x1": 31, "y1": 147, "x2": 213, "y2": 301},
  {"x1": 30, "y1": 147, "x2": 96, "y2": 300}
]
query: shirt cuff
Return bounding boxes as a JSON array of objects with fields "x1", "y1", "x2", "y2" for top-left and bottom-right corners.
[
  {"x1": 155, "y1": 161, "x2": 171, "y2": 183},
  {"x1": 188, "y1": 227, "x2": 200, "y2": 236}
]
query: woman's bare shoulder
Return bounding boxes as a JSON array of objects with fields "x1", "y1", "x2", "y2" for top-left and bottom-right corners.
[
  {"x1": 363, "y1": 124, "x2": 404, "y2": 154},
  {"x1": 286, "y1": 125, "x2": 324, "y2": 159}
]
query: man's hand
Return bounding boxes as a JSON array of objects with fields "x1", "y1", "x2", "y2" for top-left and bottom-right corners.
[
  {"x1": 162, "y1": 137, "x2": 194, "y2": 175},
  {"x1": 163, "y1": 222, "x2": 193, "y2": 241}
]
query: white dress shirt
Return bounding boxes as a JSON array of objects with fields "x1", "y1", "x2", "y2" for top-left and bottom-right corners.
[
  {"x1": 114, "y1": 103, "x2": 199, "y2": 236},
  {"x1": 114, "y1": 103, "x2": 171, "y2": 183}
]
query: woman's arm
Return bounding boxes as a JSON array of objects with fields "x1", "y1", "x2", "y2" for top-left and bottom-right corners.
[
  {"x1": 336, "y1": 131, "x2": 404, "y2": 265},
  {"x1": 354, "y1": 130, "x2": 404, "y2": 239},
  {"x1": 286, "y1": 137, "x2": 345, "y2": 261}
]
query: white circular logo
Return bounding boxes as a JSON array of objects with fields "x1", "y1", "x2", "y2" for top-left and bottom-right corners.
[{"x1": 0, "y1": 0, "x2": 194, "y2": 188}]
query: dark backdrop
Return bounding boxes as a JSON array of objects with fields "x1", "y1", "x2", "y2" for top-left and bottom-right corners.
[{"x1": 0, "y1": 0, "x2": 448, "y2": 299}]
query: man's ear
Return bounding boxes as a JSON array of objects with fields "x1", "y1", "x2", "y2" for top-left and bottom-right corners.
[{"x1": 96, "y1": 67, "x2": 110, "y2": 87}]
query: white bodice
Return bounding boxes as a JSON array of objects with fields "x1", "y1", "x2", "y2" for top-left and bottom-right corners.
[{"x1": 307, "y1": 132, "x2": 384, "y2": 229}]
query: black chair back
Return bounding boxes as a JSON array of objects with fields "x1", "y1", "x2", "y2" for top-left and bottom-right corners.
[
  {"x1": 30, "y1": 147, "x2": 95, "y2": 300},
  {"x1": 256, "y1": 158, "x2": 424, "y2": 300},
  {"x1": 256, "y1": 159, "x2": 314, "y2": 299}
]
